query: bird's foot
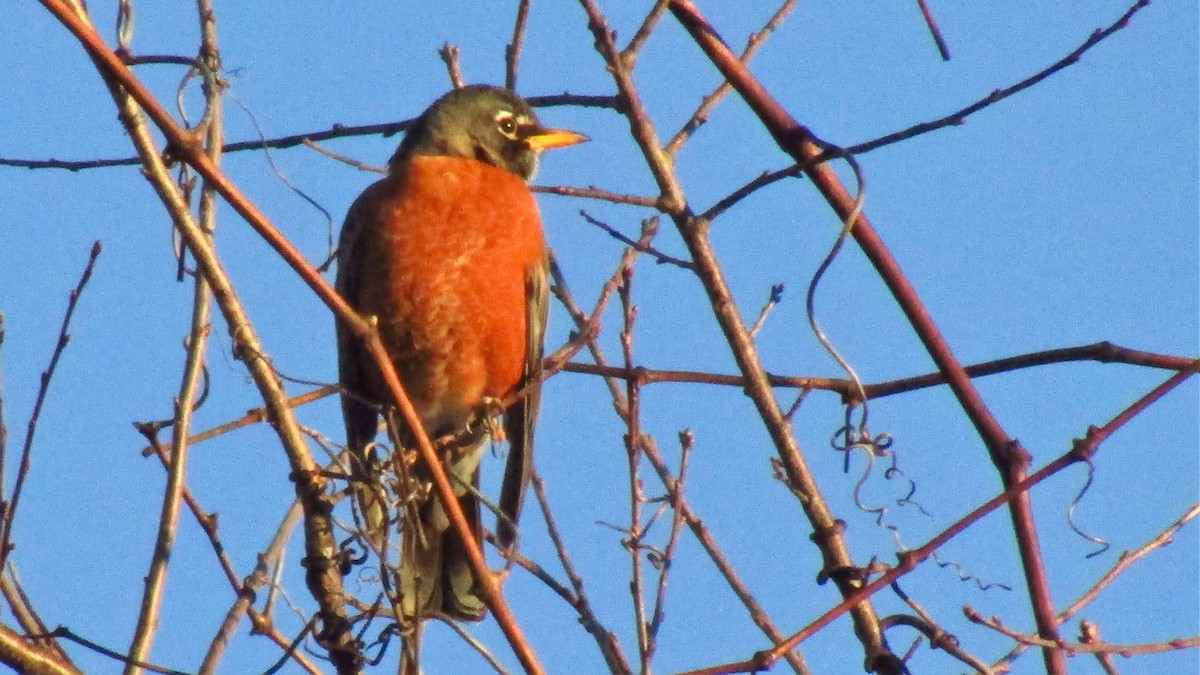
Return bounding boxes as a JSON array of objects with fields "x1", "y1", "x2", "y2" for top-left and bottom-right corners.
[{"x1": 474, "y1": 397, "x2": 507, "y2": 442}]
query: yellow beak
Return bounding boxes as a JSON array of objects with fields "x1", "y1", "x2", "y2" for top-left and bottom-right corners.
[{"x1": 525, "y1": 128, "x2": 590, "y2": 151}]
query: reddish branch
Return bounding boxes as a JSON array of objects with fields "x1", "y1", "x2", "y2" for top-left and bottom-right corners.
[
  {"x1": 579, "y1": 0, "x2": 904, "y2": 671},
  {"x1": 966, "y1": 607, "x2": 1200, "y2": 657},
  {"x1": 995, "y1": 502, "x2": 1200, "y2": 670},
  {"x1": 666, "y1": 1, "x2": 1158, "y2": 672},
  {"x1": 132, "y1": 342, "x2": 1192, "y2": 472},
  {"x1": 677, "y1": 366, "x2": 1195, "y2": 675}
]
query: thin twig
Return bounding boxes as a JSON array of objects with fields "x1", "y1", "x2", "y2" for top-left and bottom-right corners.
[
  {"x1": 545, "y1": 236, "x2": 650, "y2": 415},
  {"x1": 887, "y1": 583, "x2": 993, "y2": 673},
  {"x1": 533, "y1": 185, "x2": 660, "y2": 208},
  {"x1": 440, "y1": 619, "x2": 512, "y2": 675},
  {"x1": 748, "y1": 284, "x2": 784, "y2": 339},
  {"x1": 1079, "y1": 621, "x2": 1119, "y2": 675},
  {"x1": 302, "y1": 139, "x2": 386, "y2": 174},
  {"x1": 126, "y1": 3, "x2": 224, "y2": 667},
  {"x1": 139, "y1": 419, "x2": 324, "y2": 674},
  {"x1": 530, "y1": 471, "x2": 634, "y2": 674},
  {"x1": 122, "y1": 53, "x2": 199, "y2": 67},
  {"x1": 842, "y1": 0, "x2": 1151, "y2": 157},
  {"x1": 439, "y1": 43, "x2": 466, "y2": 89},
  {"x1": 914, "y1": 0, "x2": 951, "y2": 60},
  {"x1": 701, "y1": 164, "x2": 804, "y2": 221},
  {"x1": 0, "y1": 95, "x2": 620, "y2": 171},
  {"x1": 580, "y1": 211, "x2": 693, "y2": 270},
  {"x1": 559, "y1": 342, "x2": 1198, "y2": 401},
  {"x1": 621, "y1": 0, "x2": 671, "y2": 64},
  {"x1": 644, "y1": 433, "x2": 690, "y2": 654},
  {"x1": 1068, "y1": 503, "x2": 1200, "y2": 621},
  {"x1": 664, "y1": 0, "x2": 799, "y2": 156},
  {"x1": 993, "y1": 503, "x2": 1200, "y2": 671},
  {"x1": 139, "y1": 385, "x2": 336, "y2": 458},
  {"x1": 965, "y1": 608, "x2": 1200, "y2": 656},
  {"x1": 640, "y1": 433, "x2": 809, "y2": 674},
  {"x1": 41, "y1": 626, "x2": 189, "y2": 675},
  {"x1": 0, "y1": 241, "x2": 101, "y2": 570},
  {"x1": 505, "y1": 0, "x2": 532, "y2": 89},
  {"x1": 617, "y1": 269, "x2": 652, "y2": 672}
]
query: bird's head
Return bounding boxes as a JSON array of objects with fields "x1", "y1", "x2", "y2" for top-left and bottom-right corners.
[{"x1": 390, "y1": 84, "x2": 588, "y2": 181}]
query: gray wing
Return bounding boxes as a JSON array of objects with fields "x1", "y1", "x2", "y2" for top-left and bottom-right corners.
[
  {"x1": 335, "y1": 185, "x2": 387, "y2": 535},
  {"x1": 496, "y1": 254, "x2": 549, "y2": 549}
]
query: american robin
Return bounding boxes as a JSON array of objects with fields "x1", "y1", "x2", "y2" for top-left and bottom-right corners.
[{"x1": 335, "y1": 85, "x2": 586, "y2": 635}]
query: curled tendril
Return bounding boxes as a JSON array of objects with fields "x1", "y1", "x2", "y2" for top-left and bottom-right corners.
[
  {"x1": 831, "y1": 422, "x2": 908, "y2": 550},
  {"x1": 887, "y1": 463, "x2": 931, "y2": 517},
  {"x1": 930, "y1": 550, "x2": 1012, "y2": 592},
  {"x1": 363, "y1": 622, "x2": 401, "y2": 667},
  {"x1": 806, "y1": 138, "x2": 1009, "y2": 593},
  {"x1": 833, "y1": 429, "x2": 1009, "y2": 591},
  {"x1": 1067, "y1": 457, "x2": 1110, "y2": 558},
  {"x1": 805, "y1": 146, "x2": 869, "y2": 423}
]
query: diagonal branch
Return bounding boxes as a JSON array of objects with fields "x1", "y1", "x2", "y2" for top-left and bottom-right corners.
[
  {"x1": 0, "y1": 241, "x2": 101, "y2": 572},
  {"x1": 125, "y1": 1, "x2": 224, "y2": 667},
  {"x1": 666, "y1": 3, "x2": 1067, "y2": 672},
  {"x1": 676, "y1": 366, "x2": 1195, "y2": 675},
  {"x1": 34, "y1": 3, "x2": 542, "y2": 672},
  {"x1": 578, "y1": 0, "x2": 899, "y2": 670}
]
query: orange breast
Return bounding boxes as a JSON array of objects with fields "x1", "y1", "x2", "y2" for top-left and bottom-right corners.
[{"x1": 353, "y1": 156, "x2": 547, "y2": 436}]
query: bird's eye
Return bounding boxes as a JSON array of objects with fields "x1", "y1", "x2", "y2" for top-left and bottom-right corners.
[{"x1": 496, "y1": 112, "x2": 519, "y2": 138}]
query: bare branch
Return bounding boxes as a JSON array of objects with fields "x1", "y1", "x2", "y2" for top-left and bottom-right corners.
[
  {"x1": 664, "y1": 0, "x2": 800, "y2": 156},
  {"x1": 843, "y1": 0, "x2": 1151, "y2": 157},
  {"x1": 0, "y1": 241, "x2": 101, "y2": 570},
  {"x1": 667, "y1": 4, "x2": 1063, "y2": 670},
  {"x1": 438, "y1": 42, "x2": 466, "y2": 89},
  {"x1": 966, "y1": 608, "x2": 1199, "y2": 657},
  {"x1": 530, "y1": 471, "x2": 633, "y2": 674},
  {"x1": 0, "y1": 95, "x2": 620, "y2": 172},
  {"x1": 505, "y1": 0, "x2": 532, "y2": 89},
  {"x1": 580, "y1": 212, "x2": 693, "y2": 270},
  {"x1": 913, "y1": 0, "x2": 951, "y2": 60},
  {"x1": 0, "y1": 623, "x2": 81, "y2": 675}
]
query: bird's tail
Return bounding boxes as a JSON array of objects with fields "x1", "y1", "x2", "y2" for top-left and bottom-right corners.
[{"x1": 397, "y1": 438, "x2": 489, "y2": 621}]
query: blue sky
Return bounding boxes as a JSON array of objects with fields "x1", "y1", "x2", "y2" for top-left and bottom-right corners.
[{"x1": 1, "y1": 2, "x2": 1196, "y2": 674}]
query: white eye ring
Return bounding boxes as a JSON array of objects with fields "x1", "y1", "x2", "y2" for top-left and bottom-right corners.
[{"x1": 495, "y1": 111, "x2": 519, "y2": 139}]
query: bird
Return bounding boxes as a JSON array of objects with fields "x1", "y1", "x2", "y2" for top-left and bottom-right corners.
[{"x1": 334, "y1": 84, "x2": 587, "y2": 663}]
